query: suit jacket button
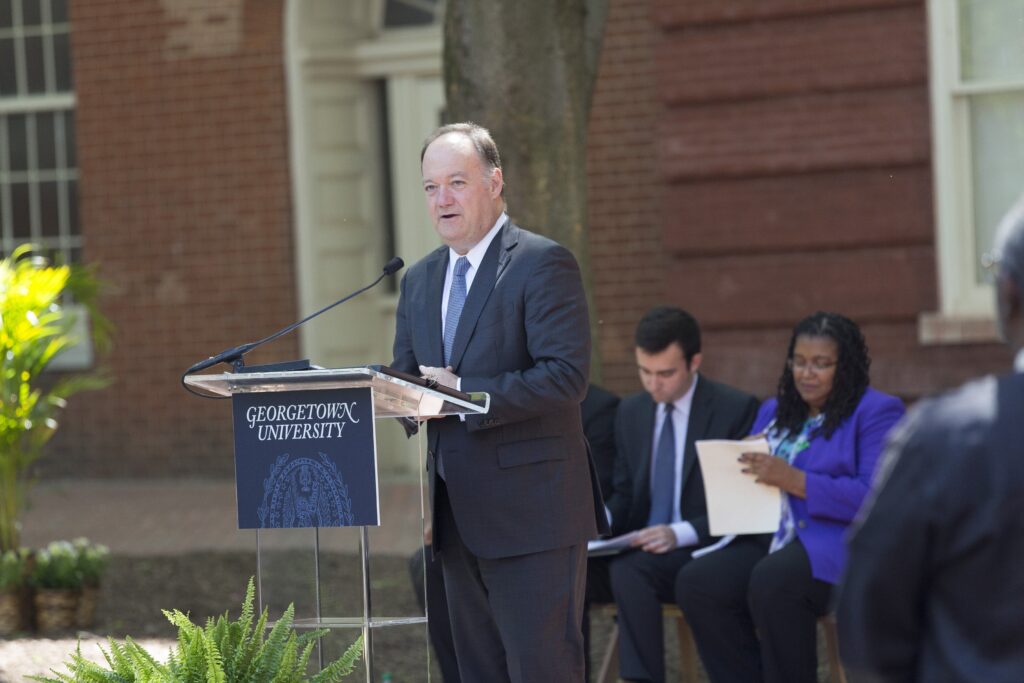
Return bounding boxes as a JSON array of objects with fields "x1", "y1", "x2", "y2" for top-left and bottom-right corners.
[{"x1": 797, "y1": 520, "x2": 807, "y2": 529}]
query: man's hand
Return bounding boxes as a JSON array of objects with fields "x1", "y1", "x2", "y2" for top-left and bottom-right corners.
[
  {"x1": 419, "y1": 365, "x2": 460, "y2": 390},
  {"x1": 631, "y1": 524, "x2": 677, "y2": 554}
]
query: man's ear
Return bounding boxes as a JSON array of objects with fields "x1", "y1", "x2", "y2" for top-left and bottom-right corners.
[
  {"x1": 489, "y1": 167, "x2": 504, "y2": 199},
  {"x1": 689, "y1": 352, "x2": 703, "y2": 373}
]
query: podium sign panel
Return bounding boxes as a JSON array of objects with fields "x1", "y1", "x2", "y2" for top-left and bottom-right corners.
[{"x1": 231, "y1": 387, "x2": 379, "y2": 529}]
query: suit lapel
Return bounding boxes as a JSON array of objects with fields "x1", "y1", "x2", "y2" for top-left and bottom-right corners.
[
  {"x1": 424, "y1": 248, "x2": 447, "y2": 367},
  {"x1": 448, "y1": 220, "x2": 516, "y2": 371},
  {"x1": 635, "y1": 395, "x2": 657, "y2": 511},
  {"x1": 682, "y1": 377, "x2": 713, "y2": 491}
]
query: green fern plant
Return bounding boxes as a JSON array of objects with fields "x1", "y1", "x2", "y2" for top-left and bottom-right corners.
[{"x1": 32, "y1": 578, "x2": 363, "y2": 683}]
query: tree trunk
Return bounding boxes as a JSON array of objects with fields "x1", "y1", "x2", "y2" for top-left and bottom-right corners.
[{"x1": 443, "y1": 0, "x2": 609, "y2": 378}]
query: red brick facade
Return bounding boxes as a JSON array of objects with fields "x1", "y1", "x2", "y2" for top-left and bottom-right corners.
[
  {"x1": 45, "y1": 0, "x2": 296, "y2": 477},
  {"x1": 590, "y1": 0, "x2": 1009, "y2": 403},
  {"x1": 41, "y1": 0, "x2": 1010, "y2": 478}
]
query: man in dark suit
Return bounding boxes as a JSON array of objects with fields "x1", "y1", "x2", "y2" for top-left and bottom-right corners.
[
  {"x1": 605, "y1": 306, "x2": 759, "y2": 683},
  {"x1": 837, "y1": 196, "x2": 1024, "y2": 682},
  {"x1": 391, "y1": 122, "x2": 607, "y2": 683},
  {"x1": 409, "y1": 383, "x2": 620, "y2": 683}
]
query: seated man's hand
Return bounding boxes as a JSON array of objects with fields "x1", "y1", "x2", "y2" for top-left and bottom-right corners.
[{"x1": 631, "y1": 524, "x2": 677, "y2": 554}]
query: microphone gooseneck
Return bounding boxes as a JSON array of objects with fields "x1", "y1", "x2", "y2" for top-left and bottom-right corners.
[{"x1": 182, "y1": 256, "x2": 405, "y2": 390}]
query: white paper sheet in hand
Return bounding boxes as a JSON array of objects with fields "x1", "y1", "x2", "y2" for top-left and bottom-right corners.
[{"x1": 695, "y1": 438, "x2": 781, "y2": 536}]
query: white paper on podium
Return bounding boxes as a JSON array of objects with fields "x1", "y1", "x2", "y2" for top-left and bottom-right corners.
[{"x1": 695, "y1": 438, "x2": 781, "y2": 536}]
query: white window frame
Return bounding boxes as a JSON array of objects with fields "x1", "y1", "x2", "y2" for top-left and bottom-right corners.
[
  {"x1": 920, "y1": 0, "x2": 1024, "y2": 343},
  {"x1": 1, "y1": 0, "x2": 88, "y2": 367},
  {"x1": 0, "y1": 0, "x2": 79, "y2": 263}
]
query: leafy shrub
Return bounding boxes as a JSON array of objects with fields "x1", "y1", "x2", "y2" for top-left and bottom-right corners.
[
  {"x1": 0, "y1": 547, "x2": 30, "y2": 591},
  {"x1": 0, "y1": 245, "x2": 110, "y2": 553},
  {"x1": 33, "y1": 578, "x2": 363, "y2": 682},
  {"x1": 71, "y1": 538, "x2": 109, "y2": 587},
  {"x1": 31, "y1": 540, "x2": 82, "y2": 590}
]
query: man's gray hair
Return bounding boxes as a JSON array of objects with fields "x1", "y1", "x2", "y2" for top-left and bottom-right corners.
[
  {"x1": 420, "y1": 122, "x2": 502, "y2": 172},
  {"x1": 994, "y1": 193, "x2": 1024, "y2": 287}
]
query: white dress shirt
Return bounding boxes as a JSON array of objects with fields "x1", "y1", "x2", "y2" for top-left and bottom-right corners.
[
  {"x1": 1015, "y1": 348, "x2": 1024, "y2": 373},
  {"x1": 440, "y1": 212, "x2": 507, "y2": 337},
  {"x1": 437, "y1": 212, "x2": 507, "y2": 394}
]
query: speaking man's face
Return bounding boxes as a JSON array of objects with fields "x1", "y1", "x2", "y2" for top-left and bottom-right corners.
[{"x1": 422, "y1": 133, "x2": 503, "y2": 255}]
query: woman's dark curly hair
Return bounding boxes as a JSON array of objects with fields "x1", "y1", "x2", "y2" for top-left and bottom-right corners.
[{"x1": 773, "y1": 311, "x2": 871, "y2": 439}]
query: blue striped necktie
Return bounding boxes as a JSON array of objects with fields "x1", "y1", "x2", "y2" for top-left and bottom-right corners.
[
  {"x1": 648, "y1": 403, "x2": 677, "y2": 526},
  {"x1": 443, "y1": 256, "x2": 471, "y2": 367}
]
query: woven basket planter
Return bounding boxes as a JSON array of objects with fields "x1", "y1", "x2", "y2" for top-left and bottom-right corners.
[
  {"x1": 0, "y1": 590, "x2": 20, "y2": 636},
  {"x1": 76, "y1": 585, "x2": 100, "y2": 629},
  {"x1": 34, "y1": 588, "x2": 80, "y2": 633}
]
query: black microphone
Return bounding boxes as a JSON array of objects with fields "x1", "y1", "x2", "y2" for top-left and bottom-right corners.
[{"x1": 183, "y1": 257, "x2": 405, "y2": 377}]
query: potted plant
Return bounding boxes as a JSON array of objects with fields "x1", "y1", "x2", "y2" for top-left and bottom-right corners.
[
  {"x1": 0, "y1": 245, "x2": 110, "y2": 555},
  {"x1": 31, "y1": 540, "x2": 82, "y2": 633},
  {"x1": 0, "y1": 547, "x2": 30, "y2": 635},
  {"x1": 34, "y1": 578, "x2": 364, "y2": 682},
  {"x1": 71, "y1": 538, "x2": 109, "y2": 629}
]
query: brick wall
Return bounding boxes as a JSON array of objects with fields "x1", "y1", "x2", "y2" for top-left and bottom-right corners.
[
  {"x1": 43, "y1": 0, "x2": 297, "y2": 477},
  {"x1": 587, "y1": 0, "x2": 666, "y2": 394},
  {"x1": 589, "y1": 0, "x2": 1009, "y2": 403}
]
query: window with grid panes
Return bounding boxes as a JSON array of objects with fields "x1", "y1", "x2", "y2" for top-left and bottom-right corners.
[
  {"x1": 925, "y1": 0, "x2": 1024, "y2": 326},
  {"x1": 0, "y1": 0, "x2": 79, "y2": 265}
]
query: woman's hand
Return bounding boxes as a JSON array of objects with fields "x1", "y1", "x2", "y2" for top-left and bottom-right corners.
[{"x1": 739, "y1": 452, "x2": 807, "y2": 499}]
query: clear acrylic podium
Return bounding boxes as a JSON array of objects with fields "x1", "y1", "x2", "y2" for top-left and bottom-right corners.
[{"x1": 184, "y1": 366, "x2": 489, "y2": 682}]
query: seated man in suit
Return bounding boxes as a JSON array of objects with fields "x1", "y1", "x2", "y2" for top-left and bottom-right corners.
[{"x1": 605, "y1": 306, "x2": 759, "y2": 683}]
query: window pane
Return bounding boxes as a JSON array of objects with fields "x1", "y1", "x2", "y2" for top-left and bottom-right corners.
[
  {"x1": 63, "y1": 110, "x2": 75, "y2": 167},
  {"x1": 21, "y1": 0, "x2": 41, "y2": 26},
  {"x1": 959, "y1": 0, "x2": 1024, "y2": 83},
  {"x1": 67, "y1": 177, "x2": 77, "y2": 234},
  {"x1": 36, "y1": 111, "x2": 55, "y2": 169},
  {"x1": 384, "y1": 0, "x2": 439, "y2": 27},
  {"x1": 51, "y1": 0, "x2": 67, "y2": 23},
  {"x1": 11, "y1": 181, "x2": 30, "y2": 237},
  {"x1": 0, "y1": 0, "x2": 12, "y2": 29},
  {"x1": 970, "y1": 91, "x2": 1024, "y2": 283},
  {"x1": 7, "y1": 114, "x2": 27, "y2": 171},
  {"x1": 24, "y1": 34, "x2": 46, "y2": 94},
  {"x1": 0, "y1": 38, "x2": 16, "y2": 95},
  {"x1": 53, "y1": 31, "x2": 71, "y2": 91},
  {"x1": 39, "y1": 179, "x2": 58, "y2": 236}
]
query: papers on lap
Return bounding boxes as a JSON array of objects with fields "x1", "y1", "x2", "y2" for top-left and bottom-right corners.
[
  {"x1": 587, "y1": 531, "x2": 640, "y2": 557},
  {"x1": 695, "y1": 438, "x2": 781, "y2": 536}
]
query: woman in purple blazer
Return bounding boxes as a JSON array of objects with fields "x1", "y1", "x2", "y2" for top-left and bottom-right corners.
[{"x1": 675, "y1": 312, "x2": 905, "y2": 683}]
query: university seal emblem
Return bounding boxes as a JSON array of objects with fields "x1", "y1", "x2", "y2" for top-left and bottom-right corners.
[{"x1": 257, "y1": 452, "x2": 354, "y2": 528}]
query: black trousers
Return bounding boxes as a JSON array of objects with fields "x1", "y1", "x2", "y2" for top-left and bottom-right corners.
[
  {"x1": 609, "y1": 546, "x2": 697, "y2": 683},
  {"x1": 675, "y1": 536, "x2": 832, "y2": 683},
  {"x1": 435, "y1": 478, "x2": 587, "y2": 683},
  {"x1": 583, "y1": 556, "x2": 614, "y2": 682},
  {"x1": 408, "y1": 545, "x2": 462, "y2": 683}
]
